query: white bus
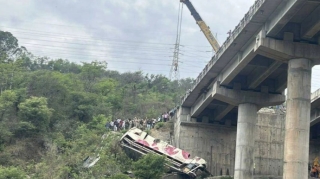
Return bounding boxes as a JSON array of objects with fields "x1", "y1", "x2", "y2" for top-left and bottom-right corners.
[{"x1": 119, "y1": 127, "x2": 210, "y2": 178}]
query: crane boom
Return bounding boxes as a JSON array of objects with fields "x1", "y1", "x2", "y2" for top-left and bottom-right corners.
[{"x1": 180, "y1": 0, "x2": 220, "y2": 52}]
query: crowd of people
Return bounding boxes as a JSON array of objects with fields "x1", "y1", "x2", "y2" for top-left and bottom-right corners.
[{"x1": 105, "y1": 109, "x2": 177, "y2": 132}]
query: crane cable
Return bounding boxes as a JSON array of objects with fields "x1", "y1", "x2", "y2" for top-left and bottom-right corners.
[
  {"x1": 176, "y1": 2, "x2": 183, "y2": 46},
  {"x1": 170, "y1": 1, "x2": 184, "y2": 80}
]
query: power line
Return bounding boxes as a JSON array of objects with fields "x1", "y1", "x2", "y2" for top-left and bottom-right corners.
[
  {"x1": 111, "y1": 66, "x2": 201, "y2": 73},
  {"x1": 1, "y1": 26, "x2": 176, "y2": 46},
  {"x1": 1, "y1": 26, "x2": 212, "y2": 48},
  {"x1": 105, "y1": 67, "x2": 200, "y2": 74},
  {"x1": 31, "y1": 52, "x2": 207, "y2": 69},
  {"x1": 23, "y1": 44, "x2": 211, "y2": 61},
  {"x1": 23, "y1": 46, "x2": 210, "y2": 64},
  {"x1": 12, "y1": 21, "x2": 181, "y2": 36},
  {"x1": 29, "y1": 51, "x2": 208, "y2": 65},
  {"x1": 18, "y1": 41, "x2": 211, "y2": 58},
  {"x1": 22, "y1": 43, "x2": 173, "y2": 55},
  {"x1": 17, "y1": 37, "x2": 174, "y2": 50},
  {"x1": 15, "y1": 36, "x2": 211, "y2": 55}
]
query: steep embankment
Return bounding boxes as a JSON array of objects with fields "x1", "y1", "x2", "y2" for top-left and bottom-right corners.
[{"x1": 150, "y1": 122, "x2": 174, "y2": 144}]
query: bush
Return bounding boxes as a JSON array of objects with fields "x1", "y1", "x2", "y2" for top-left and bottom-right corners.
[
  {"x1": 107, "y1": 173, "x2": 130, "y2": 179},
  {"x1": 133, "y1": 154, "x2": 167, "y2": 179},
  {"x1": 0, "y1": 166, "x2": 26, "y2": 179},
  {"x1": 155, "y1": 122, "x2": 164, "y2": 129}
]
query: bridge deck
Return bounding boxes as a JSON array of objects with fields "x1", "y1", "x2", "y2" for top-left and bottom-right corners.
[{"x1": 182, "y1": 0, "x2": 283, "y2": 107}]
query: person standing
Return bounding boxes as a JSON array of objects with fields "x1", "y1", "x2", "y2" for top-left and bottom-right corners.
[
  {"x1": 164, "y1": 112, "x2": 169, "y2": 122},
  {"x1": 113, "y1": 120, "x2": 117, "y2": 132},
  {"x1": 152, "y1": 118, "x2": 156, "y2": 128},
  {"x1": 146, "y1": 119, "x2": 152, "y2": 130},
  {"x1": 110, "y1": 121, "x2": 114, "y2": 129}
]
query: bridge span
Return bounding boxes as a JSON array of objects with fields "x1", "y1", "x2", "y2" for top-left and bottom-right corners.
[{"x1": 177, "y1": 0, "x2": 320, "y2": 178}]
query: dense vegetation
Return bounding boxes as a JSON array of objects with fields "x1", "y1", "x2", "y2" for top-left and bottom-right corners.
[{"x1": 0, "y1": 31, "x2": 194, "y2": 178}]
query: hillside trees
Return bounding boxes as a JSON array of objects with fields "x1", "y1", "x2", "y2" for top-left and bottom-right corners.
[
  {"x1": 0, "y1": 31, "x2": 19, "y2": 62},
  {"x1": 18, "y1": 96, "x2": 53, "y2": 133},
  {"x1": 0, "y1": 30, "x2": 195, "y2": 178}
]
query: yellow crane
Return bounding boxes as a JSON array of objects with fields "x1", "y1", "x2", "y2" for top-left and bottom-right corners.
[{"x1": 180, "y1": 0, "x2": 220, "y2": 52}]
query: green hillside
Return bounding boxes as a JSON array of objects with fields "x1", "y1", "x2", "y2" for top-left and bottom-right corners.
[{"x1": 0, "y1": 31, "x2": 194, "y2": 178}]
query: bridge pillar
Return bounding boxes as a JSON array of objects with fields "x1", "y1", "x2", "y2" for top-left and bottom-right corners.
[
  {"x1": 211, "y1": 81, "x2": 285, "y2": 179},
  {"x1": 283, "y1": 58, "x2": 312, "y2": 179},
  {"x1": 234, "y1": 103, "x2": 257, "y2": 179}
]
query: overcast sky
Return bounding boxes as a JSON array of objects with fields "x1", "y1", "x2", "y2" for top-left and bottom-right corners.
[{"x1": 1, "y1": 0, "x2": 320, "y2": 92}]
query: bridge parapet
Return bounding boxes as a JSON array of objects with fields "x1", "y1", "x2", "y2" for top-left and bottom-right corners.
[
  {"x1": 311, "y1": 109, "x2": 320, "y2": 126},
  {"x1": 311, "y1": 88, "x2": 320, "y2": 103}
]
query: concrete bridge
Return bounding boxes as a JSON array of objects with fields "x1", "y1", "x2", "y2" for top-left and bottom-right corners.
[
  {"x1": 177, "y1": 0, "x2": 320, "y2": 178},
  {"x1": 173, "y1": 89, "x2": 320, "y2": 178}
]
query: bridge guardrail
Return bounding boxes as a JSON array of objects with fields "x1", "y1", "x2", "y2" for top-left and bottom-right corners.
[
  {"x1": 181, "y1": 0, "x2": 266, "y2": 104},
  {"x1": 311, "y1": 88, "x2": 320, "y2": 102}
]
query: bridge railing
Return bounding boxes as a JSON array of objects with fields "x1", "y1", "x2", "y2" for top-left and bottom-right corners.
[
  {"x1": 181, "y1": 0, "x2": 266, "y2": 104},
  {"x1": 311, "y1": 109, "x2": 320, "y2": 122},
  {"x1": 311, "y1": 88, "x2": 320, "y2": 103}
]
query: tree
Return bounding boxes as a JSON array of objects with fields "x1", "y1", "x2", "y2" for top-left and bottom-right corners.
[
  {"x1": 18, "y1": 96, "x2": 53, "y2": 132},
  {"x1": 80, "y1": 61, "x2": 107, "y2": 92},
  {"x1": 94, "y1": 78, "x2": 117, "y2": 96},
  {"x1": 47, "y1": 59, "x2": 81, "y2": 73},
  {"x1": 69, "y1": 92, "x2": 97, "y2": 122},
  {"x1": 0, "y1": 31, "x2": 18, "y2": 62},
  {"x1": 0, "y1": 90, "x2": 17, "y2": 120},
  {"x1": 0, "y1": 30, "x2": 198, "y2": 178},
  {"x1": 133, "y1": 154, "x2": 167, "y2": 179}
]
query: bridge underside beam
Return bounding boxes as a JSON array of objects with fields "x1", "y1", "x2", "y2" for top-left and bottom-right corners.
[
  {"x1": 247, "y1": 60, "x2": 282, "y2": 89},
  {"x1": 190, "y1": 85, "x2": 214, "y2": 117},
  {"x1": 219, "y1": 40, "x2": 256, "y2": 86},
  {"x1": 301, "y1": 4, "x2": 320, "y2": 39},
  {"x1": 212, "y1": 81, "x2": 285, "y2": 107},
  {"x1": 247, "y1": 56, "x2": 287, "y2": 69},
  {"x1": 216, "y1": 34, "x2": 318, "y2": 93},
  {"x1": 266, "y1": 0, "x2": 305, "y2": 37},
  {"x1": 275, "y1": 71, "x2": 287, "y2": 93},
  {"x1": 255, "y1": 36, "x2": 320, "y2": 64},
  {"x1": 213, "y1": 104, "x2": 235, "y2": 121}
]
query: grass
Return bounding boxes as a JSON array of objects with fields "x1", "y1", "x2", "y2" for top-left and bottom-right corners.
[{"x1": 155, "y1": 122, "x2": 164, "y2": 129}]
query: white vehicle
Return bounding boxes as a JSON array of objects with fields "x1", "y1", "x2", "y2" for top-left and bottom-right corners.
[{"x1": 119, "y1": 127, "x2": 210, "y2": 178}]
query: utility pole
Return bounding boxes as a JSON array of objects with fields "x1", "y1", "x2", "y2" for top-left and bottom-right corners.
[
  {"x1": 170, "y1": 2, "x2": 183, "y2": 82},
  {"x1": 169, "y1": 43, "x2": 180, "y2": 81}
]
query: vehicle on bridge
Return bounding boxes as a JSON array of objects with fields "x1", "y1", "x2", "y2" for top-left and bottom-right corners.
[{"x1": 119, "y1": 127, "x2": 210, "y2": 178}]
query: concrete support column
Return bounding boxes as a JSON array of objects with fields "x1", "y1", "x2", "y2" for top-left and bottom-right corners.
[
  {"x1": 178, "y1": 107, "x2": 191, "y2": 122},
  {"x1": 234, "y1": 103, "x2": 257, "y2": 179},
  {"x1": 283, "y1": 58, "x2": 312, "y2": 179},
  {"x1": 174, "y1": 107, "x2": 191, "y2": 148}
]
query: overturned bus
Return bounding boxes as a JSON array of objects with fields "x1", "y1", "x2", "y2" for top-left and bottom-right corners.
[{"x1": 119, "y1": 127, "x2": 210, "y2": 178}]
